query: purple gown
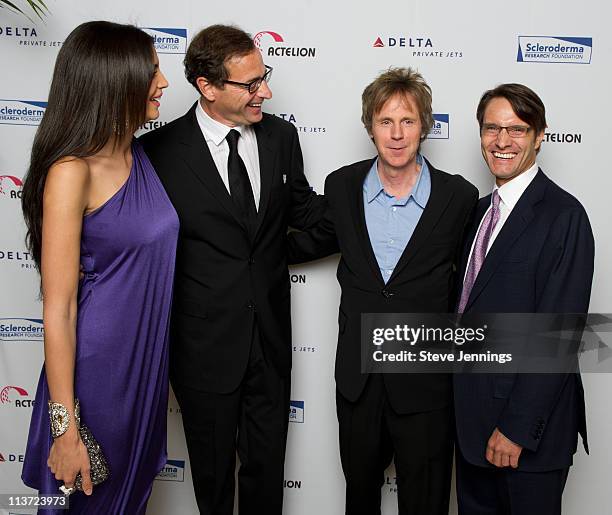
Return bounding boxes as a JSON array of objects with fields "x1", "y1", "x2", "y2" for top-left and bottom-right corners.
[{"x1": 22, "y1": 142, "x2": 179, "y2": 514}]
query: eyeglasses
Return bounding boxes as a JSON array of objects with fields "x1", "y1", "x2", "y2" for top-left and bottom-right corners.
[
  {"x1": 222, "y1": 65, "x2": 273, "y2": 94},
  {"x1": 481, "y1": 123, "x2": 531, "y2": 138}
]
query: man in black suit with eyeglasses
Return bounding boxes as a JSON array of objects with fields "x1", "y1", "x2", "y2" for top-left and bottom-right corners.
[{"x1": 140, "y1": 24, "x2": 324, "y2": 515}]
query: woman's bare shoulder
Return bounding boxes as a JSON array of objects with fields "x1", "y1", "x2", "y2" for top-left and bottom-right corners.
[{"x1": 44, "y1": 157, "x2": 91, "y2": 206}]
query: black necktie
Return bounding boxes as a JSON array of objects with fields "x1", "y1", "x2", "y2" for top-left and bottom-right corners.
[{"x1": 226, "y1": 129, "x2": 257, "y2": 223}]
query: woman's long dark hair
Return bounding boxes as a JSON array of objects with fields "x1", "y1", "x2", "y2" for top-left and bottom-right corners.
[{"x1": 21, "y1": 21, "x2": 155, "y2": 271}]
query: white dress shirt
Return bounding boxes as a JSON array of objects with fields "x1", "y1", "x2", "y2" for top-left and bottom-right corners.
[
  {"x1": 464, "y1": 162, "x2": 539, "y2": 279},
  {"x1": 195, "y1": 100, "x2": 261, "y2": 210}
]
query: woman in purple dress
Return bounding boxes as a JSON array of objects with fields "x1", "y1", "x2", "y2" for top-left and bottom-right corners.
[{"x1": 20, "y1": 21, "x2": 178, "y2": 513}]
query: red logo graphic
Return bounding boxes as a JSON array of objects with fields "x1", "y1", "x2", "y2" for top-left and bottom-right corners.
[
  {"x1": 0, "y1": 453, "x2": 5, "y2": 462},
  {"x1": 373, "y1": 37, "x2": 384, "y2": 48},
  {"x1": 253, "y1": 31, "x2": 284, "y2": 50},
  {"x1": 0, "y1": 385, "x2": 29, "y2": 404},
  {"x1": 0, "y1": 175, "x2": 23, "y2": 195}
]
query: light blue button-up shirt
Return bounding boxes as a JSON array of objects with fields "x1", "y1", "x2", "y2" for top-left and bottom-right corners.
[{"x1": 363, "y1": 155, "x2": 431, "y2": 283}]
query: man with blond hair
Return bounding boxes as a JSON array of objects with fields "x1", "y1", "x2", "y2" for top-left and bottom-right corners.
[{"x1": 289, "y1": 68, "x2": 477, "y2": 515}]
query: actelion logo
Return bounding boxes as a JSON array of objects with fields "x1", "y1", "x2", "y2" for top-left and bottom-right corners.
[
  {"x1": 254, "y1": 30, "x2": 316, "y2": 58},
  {"x1": 138, "y1": 120, "x2": 168, "y2": 134},
  {"x1": 0, "y1": 318, "x2": 44, "y2": 342},
  {"x1": 0, "y1": 100, "x2": 46, "y2": 126},
  {"x1": 0, "y1": 386, "x2": 33, "y2": 407},
  {"x1": 142, "y1": 28, "x2": 187, "y2": 54},
  {"x1": 428, "y1": 114, "x2": 449, "y2": 140},
  {"x1": 517, "y1": 36, "x2": 592, "y2": 64},
  {"x1": 254, "y1": 30, "x2": 284, "y2": 49},
  {"x1": 544, "y1": 131, "x2": 582, "y2": 144},
  {"x1": 0, "y1": 175, "x2": 23, "y2": 199},
  {"x1": 0, "y1": 386, "x2": 28, "y2": 404}
]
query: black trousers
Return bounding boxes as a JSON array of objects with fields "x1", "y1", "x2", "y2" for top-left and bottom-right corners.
[
  {"x1": 456, "y1": 449, "x2": 569, "y2": 515},
  {"x1": 172, "y1": 325, "x2": 290, "y2": 515},
  {"x1": 336, "y1": 374, "x2": 454, "y2": 515}
]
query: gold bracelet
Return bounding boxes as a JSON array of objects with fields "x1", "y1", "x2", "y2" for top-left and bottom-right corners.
[{"x1": 48, "y1": 399, "x2": 80, "y2": 438}]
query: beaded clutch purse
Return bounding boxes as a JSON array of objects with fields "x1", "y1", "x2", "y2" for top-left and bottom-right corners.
[
  {"x1": 74, "y1": 424, "x2": 110, "y2": 490},
  {"x1": 48, "y1": 398, "x2": 110, "y2": 491}
]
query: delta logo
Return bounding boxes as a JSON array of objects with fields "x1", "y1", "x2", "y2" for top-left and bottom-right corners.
[
  {"x1": 0, "y1": 26, "x2": 63, "y2": 49},
  {"x1": 289, "y1": 400, "x2": 304, "y2": 423},
  {"x1": 517, "y1": 36, "x2": 592, "y2": 64},
  {"x1": 372, "y1": 35, "x2": 463, "y2": 58},
  {"x1": 271, "y1": 112, "x2": 326, "y2": 135},
  {"x1": 0, "y1": 250, "x2": 36, "y2": 270},
  {"x1": 0, "y1": 451, "x2": 25, "y2": 463},
  {"x1": 0, "y1": 26, "x2": 38, "y2": 38},
  {"x1": 427, "y1": 114, "x2": 449, "y2": 140},
  {"x1": 0, "y1": 100, "x2": 47, "y2": 126},
  {"x1": 385, "y1": 475, "x2": 398, "y2": 493},
  {"x1": 0, "y1": 175, "x2": 23, "y2": 199},
  {"x1": 254, "y1": 31, "x2": 316, "y2": 58},
  {"x1": 0, "y1": 386, "x2": 33, "y2": 407},
  {"x1": 155, "y1": 459, "x2": 185, "y2": 481},
  {"x1": 142, "y1": 28, "x2": 187, "y2": 54},
  {"x1": 0, "y1": 318, "x2": 44, "y2": 342}
]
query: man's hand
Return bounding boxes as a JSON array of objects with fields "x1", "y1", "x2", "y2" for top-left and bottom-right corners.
[{"x1": 486, "y1": 427, "x2": 522, "y2": 468}]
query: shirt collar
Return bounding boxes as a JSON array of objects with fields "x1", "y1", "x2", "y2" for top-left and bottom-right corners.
[
  {"x1": 196, "y1": 99, "x2": 244, "y2": 146},
  {"x1": 411, "y1": 157, "x2": 430, "y2": 208},
  {"x1": 493, "y1": 161, "x2": 539, "y2": 210},
  {"x1": 364, "y1": 154, "x2": 430, "y2": 207}
]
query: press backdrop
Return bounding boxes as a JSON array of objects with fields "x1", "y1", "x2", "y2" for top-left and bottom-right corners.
[{"x1": 1, "y1": 1, "x2": 610, "y2": 513}]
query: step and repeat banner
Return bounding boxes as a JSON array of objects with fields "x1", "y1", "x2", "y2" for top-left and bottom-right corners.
[{"x1": 1, "y1": 1, "x2": 610, "y2": 513}]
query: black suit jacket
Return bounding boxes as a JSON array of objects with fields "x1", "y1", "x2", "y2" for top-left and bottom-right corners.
[
  {"x1": 289, "y1": 158, "x2": 478, "y2": 414},
  {"x1": 454, "y1": 170, "x2": 594, "y2": 471},
  {"x1": 140, "y1": 104, "x2": 324, "y2": 393}
]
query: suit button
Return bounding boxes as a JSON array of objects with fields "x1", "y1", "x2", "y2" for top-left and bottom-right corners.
[
  {"x1": 248, "y1": 257, "x2": 255, "y2": 265},
  {"x1": 381, "y1": 289, "x2": 394, "y2": 298},
  {"x1": 247, "y1": 301, "x2": 255, "y2": 309}
]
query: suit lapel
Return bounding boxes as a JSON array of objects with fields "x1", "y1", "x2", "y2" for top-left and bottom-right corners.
[
  {"x1": 178, "y1": 104, "x2": 246, "y2": 229},
  {"x1": 464, "y1": 170, "x2": 547, "y2": 311},
  {"x1": 388, "y1": 161, "x2": 455, "y2": 283},
  {"x1": 252, "y1": 120, "x2": 276, "y2": 241},
  {"x1": 346, "y1": 158, "x2": 385, "y2": 285}
]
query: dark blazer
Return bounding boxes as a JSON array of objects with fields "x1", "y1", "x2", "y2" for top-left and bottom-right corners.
[
  {"x1": 140, "y1": 104, "x2": 324, "y2": 393},
  {"x1": 289, "y1": 157, "x2": 478, "y2": 414},
  {"x1": 454, "y1": 169, "x2": 594, "y2": 472}
]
